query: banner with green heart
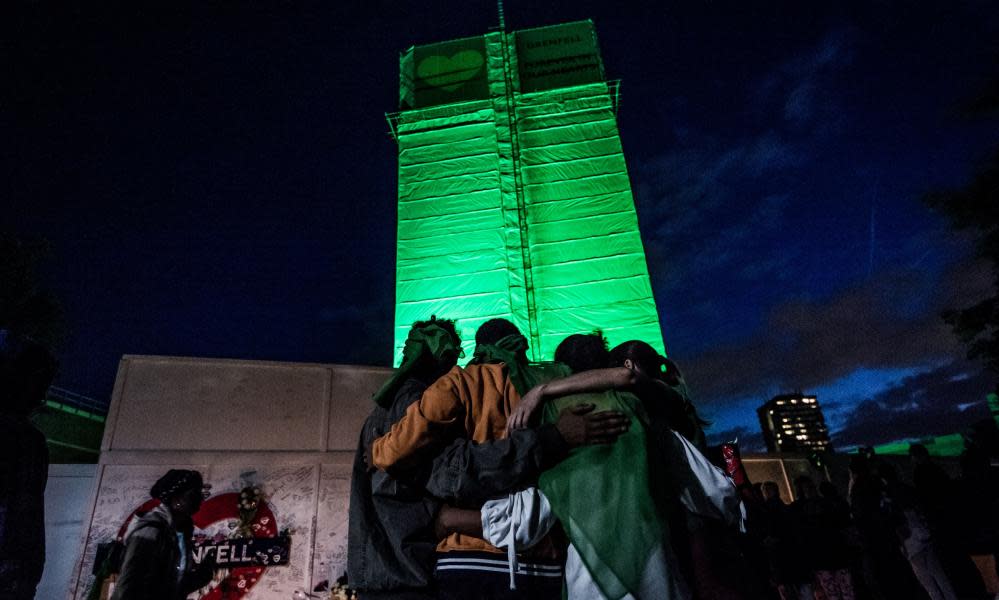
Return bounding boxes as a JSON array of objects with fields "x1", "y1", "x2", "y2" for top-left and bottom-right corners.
[
  {"x1": 417, "y1": 50, "x2": 484, "y2": 92},
  {"x1": 403, "y1": 36, "x2": 489, "y2": 108}
]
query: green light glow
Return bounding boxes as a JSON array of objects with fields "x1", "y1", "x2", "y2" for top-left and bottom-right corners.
[
  {"x1": 392, "y1": 21, "x2": 664, "y2": 364},
  {"x1": 872, "y1": 433, "x2": 965, "y2": 457}
]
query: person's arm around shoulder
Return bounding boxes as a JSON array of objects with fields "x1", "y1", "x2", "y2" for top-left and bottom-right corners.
[
  {"x1": 370, "y1": 367, "x2": 465, "y2": 473},
  {"x1": 435, "y1": 504, "x2": 484, "y2": 540},
  {"x1": 426, "y1": 405, "x2": 629, "y2": 505},
  {"x1": 507, "y1": 367, "x2": 641, "y2": 431}
]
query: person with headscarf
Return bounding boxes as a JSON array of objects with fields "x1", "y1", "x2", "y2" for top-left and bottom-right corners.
[
  {"x1": 111, "y1": 469, "x2": 213, "y2": 600},
  {"x1": 466, "y1": 318, "x2": 571, "y2": 399},
  {"x1": 366, "y1": 320, "x2": 630, "y2": 599}
]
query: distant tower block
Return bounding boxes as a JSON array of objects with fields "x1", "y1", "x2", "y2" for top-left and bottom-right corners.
[
  {"x1": 757, "y1": 393, "x2": 832, "y2": 454},
  {"x1": 389, "y1": 21, "x2": 664, "y2": 364}
]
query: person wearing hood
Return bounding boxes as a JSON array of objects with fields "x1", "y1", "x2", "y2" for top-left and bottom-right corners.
[{"x1": 111, "y1": 469, "x2": 214, "y2": 600}]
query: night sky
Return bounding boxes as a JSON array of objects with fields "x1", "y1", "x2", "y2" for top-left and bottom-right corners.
[{"x1": 10, "y1": 1, "x2": 999, "y2": 451}]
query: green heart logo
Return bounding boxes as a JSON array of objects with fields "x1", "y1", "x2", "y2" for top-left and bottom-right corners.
[{"x1": 417, "y1": 50, "x2": 484, "y2": 91}]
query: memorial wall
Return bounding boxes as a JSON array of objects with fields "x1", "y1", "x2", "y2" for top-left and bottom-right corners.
[{"x1": 66, "y1": 355, "x2": 390, "y2": 599}]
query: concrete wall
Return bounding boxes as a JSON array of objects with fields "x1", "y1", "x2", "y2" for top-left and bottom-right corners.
[
  {"x1": 39, "y1": 464, "x2": 98, "y2": 599},
  {"x1": 67, "y1": 355, "x2": 392, "y2": 600}
]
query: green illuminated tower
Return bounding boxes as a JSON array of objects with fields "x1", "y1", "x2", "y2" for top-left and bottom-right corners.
[{"x1": 390, "y1": 21, "x2": 665, "y2": 363}]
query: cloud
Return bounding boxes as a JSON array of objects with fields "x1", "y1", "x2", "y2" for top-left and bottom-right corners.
[
  {"x1": 784, "y1": 81, "x2": 817, "y2": 124},
  {"x1": 631, "y1": 22, "x2": 992, "y2": 441},
  {"x1": 808, "y1": 366, "x2": 927, "y2": 430},
  {"x1": 635, "y1": 134, "x2": 801, "y2": 296},
  {"x1": 705, "y1": 425, "x2": 766, "y2": 453},
  {"x1": 753, "y1": 27, "x2": 857, "y2": 128},
  {"x1": 633, "y1": 30, "x2": 859, "y2": 313},
  {"x1": 832, "y1": 360, "x2": 996, "y2": 448},
  {"x1": 678, "y1": 258, "x2": 995, "y2": 404}
]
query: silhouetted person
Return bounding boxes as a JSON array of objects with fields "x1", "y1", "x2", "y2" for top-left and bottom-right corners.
[
  {"x1": 848, "y1": 455, "x2": 919, "y2": 600},
  {"x1": 879, "y1": 464, "x2": 957, "y2": 600},
  {"x1": 790, "y1": 476, "x2": 855, "y2": 600},
  {"x1": 760, "y1": 482, "x2": 812, "y2": 600},
  {"x1": 736, "y1": 479, "x2": 778, "y2": 600},
  {"x1": 818, "y1": 481, "x2": 867, "y2": 596},
  {"x1": 955, "y1": 447, "x2": 999, "y2": 591},
  {"x1": 0, "y1": 330, "x2": 57, "y2": 600},
  {"x1": 817, "y1": 481, "x2": 851, "y2": 523},
  {"x1": 908, "y1": 444, "x2": 950, "y2": 527},
  {"x1": 908, "y1": 443, "x2": 985, "y2": 598},
  {"x1": 112, "y1": 469, "x2": 214, "y2": 600}
]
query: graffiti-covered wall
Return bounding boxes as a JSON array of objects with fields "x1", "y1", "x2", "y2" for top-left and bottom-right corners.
[{"x1": 67, "y1": 355, "x2": 390, "y2": 600}]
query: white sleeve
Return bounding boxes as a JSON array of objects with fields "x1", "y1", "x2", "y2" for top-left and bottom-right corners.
[
  {"x1": 480, "y1": 487, "x2": 556, "y2": 590},
  {"x1": 668, "y1": 431, "x2": 747, "y2": 532}
]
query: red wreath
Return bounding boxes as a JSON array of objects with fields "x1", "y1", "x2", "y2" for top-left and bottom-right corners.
[{"x1": 118, "y1": 493, "x2": 278, "y2": 598}]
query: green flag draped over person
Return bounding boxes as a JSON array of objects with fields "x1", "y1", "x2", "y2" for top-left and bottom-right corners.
[
  {"x1": 539, "y1": 389, "x2": 689, "y2": 600},
  {"x1": 507, "y1": 335, "x2": 744, "y2": 599},
  {"x1": 518, "y1": 333, "x2": 691, "y2": 599}
]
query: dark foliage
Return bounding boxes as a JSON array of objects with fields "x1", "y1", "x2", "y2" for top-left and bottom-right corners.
[{"x1": 924, "y1": 80, "x2": 999, "y2": 373}]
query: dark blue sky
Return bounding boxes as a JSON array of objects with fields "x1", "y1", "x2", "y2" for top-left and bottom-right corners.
[{"x1": 9, "y1": 1, "x2": 999, "y2": 450}]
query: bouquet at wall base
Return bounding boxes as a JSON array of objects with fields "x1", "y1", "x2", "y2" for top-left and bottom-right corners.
[{"x1": 311, "y1": 572, "x2": 357, "y2": 600}]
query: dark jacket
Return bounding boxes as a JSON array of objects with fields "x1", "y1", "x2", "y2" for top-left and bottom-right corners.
[
  {"x1": 789, "y1": 496, "x2": 852, "y2": 570},
  {"x1": 347, "y1": 377, "x2": 568, "y2": 592},
  {"x1": 762, "y1": 498, "x2": 812, "y2": 584},
  {"x1": 111, "y1": 505, "x2": 212, "y2": 600},
  {"x1": 0, "y1": 414, "x2": 48, "y2": 599}
]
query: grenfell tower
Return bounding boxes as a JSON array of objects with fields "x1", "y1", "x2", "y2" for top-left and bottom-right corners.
[{"x1": 390, "y1": 21, "x2": 664, "y2": 363}]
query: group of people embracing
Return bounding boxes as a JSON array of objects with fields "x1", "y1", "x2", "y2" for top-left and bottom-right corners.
[{"x1": 347, "y1": 317, "x2": 749, "y2": 600}]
